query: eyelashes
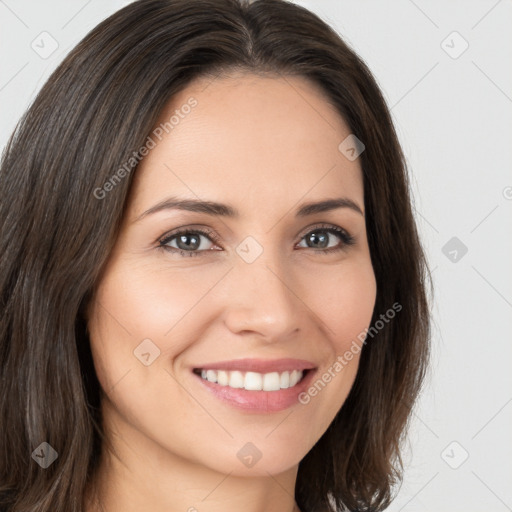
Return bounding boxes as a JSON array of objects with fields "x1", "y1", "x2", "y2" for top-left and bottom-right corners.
[
  {"x1": 157, "y1": 223, "x2": 356, "y2": 258},
  {"x1": 159, "y1": 227, "x2": 222, "y2": 257}
]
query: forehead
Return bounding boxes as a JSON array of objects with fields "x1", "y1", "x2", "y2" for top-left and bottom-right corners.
[{"x1": 129, "y1": 72, "x2": 364, "y2": 220}]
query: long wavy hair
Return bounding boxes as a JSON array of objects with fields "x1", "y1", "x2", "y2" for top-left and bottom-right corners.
[{"x1": 0, "y1": 0, "x2": 432, "y2": 510}]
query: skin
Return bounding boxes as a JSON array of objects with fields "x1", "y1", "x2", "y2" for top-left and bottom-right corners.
[{"x1": 84, "y1": 71, "x2": 377, "y2": 512}]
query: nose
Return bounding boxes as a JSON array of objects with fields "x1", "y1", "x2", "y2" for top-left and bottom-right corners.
[{"x1": 221, "y1": 246, "x2": 303, "y2": 342}]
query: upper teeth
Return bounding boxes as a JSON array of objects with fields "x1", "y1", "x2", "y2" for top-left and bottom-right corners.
[{"x1": 198, "y1": 369, "x2": 304, "y2": 391}]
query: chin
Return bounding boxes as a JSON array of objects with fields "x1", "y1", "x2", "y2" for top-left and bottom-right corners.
[{"x1": 193, "y1": 437, "x2": 310, "y2": 478}]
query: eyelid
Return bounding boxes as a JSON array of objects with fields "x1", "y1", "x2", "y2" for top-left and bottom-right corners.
[
  {"x1": 295, "y1": 222, "x2": 350, "y2": 240},
  {"x1": 157, "y1": 225, "x2": 221, "y2": 247}
]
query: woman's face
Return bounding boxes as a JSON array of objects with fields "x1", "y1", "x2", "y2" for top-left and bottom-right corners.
[{"x1": 87, "y1": 72, "x2": 377, "y2": 477}]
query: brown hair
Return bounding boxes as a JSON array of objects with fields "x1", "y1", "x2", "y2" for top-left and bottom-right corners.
[{"x1": 0, "y1": 0, "x2": 431, "y2": 510}]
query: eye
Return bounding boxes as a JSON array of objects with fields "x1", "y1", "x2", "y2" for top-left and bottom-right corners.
[
  {"x1": 158, "y1": 223, "x2": 355, "y2": 257},
  {"x1": 158, "y1": 227, "x2": 220, "y2": 257},
  {"x1": 296, "y1": 223, "x2": 355, "y2": 254}
]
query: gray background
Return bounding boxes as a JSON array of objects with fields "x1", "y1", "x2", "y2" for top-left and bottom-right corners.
[{"x1": 1, "y1": 0, "x2": 511, "y2": 510}]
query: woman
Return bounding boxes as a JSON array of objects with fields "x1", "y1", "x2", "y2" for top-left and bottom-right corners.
[{"x1": 0, "y1": 0, "x2": 431, "y2": 511}]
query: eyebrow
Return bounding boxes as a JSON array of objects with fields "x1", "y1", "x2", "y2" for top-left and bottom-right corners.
[{"x1": 134, "y1": 196, "x2": 364, "y2": 222}]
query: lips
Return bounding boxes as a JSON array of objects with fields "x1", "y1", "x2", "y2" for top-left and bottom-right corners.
[
  {"x1": 190, "y1": 358, "x2": 318, "y2": 413},
  {"x1": 192, "y1": 357, "x2": 317, "y2": 373}
]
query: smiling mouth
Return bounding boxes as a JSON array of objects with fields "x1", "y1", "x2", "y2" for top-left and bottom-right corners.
[{"x1": 192, "y1": 368, "x2": 311, "y2": 391}]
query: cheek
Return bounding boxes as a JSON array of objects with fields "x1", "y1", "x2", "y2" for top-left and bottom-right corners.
[
  {"x1": 85, "y1": 262, "x2": 209, "y2": 433},
  {"x1": 306, "y1": 256, "x2": 377, "y2": 349},
  {"x1": 295, "y1": 258, "x2": 376, "y2": 429},
  {"x1": 87, "y1": 259, "x2": 225, "y2": 363}
]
